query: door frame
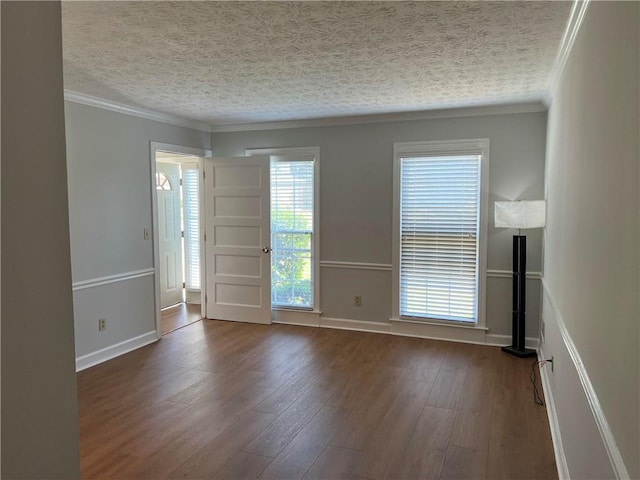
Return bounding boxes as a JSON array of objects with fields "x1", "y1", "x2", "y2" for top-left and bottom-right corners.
[{"x1": 150, "y1": 142, "x2": 212, "y2": 339}]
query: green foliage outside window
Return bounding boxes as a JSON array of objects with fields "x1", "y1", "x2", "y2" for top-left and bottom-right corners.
[{"x1": 271, "y1": 210, "x2": 312, "y2": 307}]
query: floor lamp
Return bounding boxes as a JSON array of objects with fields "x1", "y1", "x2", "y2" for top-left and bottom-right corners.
[{"x1": 495, "y1": 200, "x2": 545, "y2": 358}]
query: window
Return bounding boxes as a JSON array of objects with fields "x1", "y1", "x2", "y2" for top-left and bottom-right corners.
[
  {"x1": 392, "y1": 139, "x2": 489, "y2": 325},
  {"x1": 156, "y1": 171, "x2": 172, "y2": 190},
  {"x1": 182, "y1": 164, "x2": 200, "y2": 291},
  {"x1": 246, "y1": 147, "x2": 320, "y2": 311}
]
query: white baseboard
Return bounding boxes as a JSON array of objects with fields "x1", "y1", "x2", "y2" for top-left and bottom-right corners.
[
  {"x1": 485, "y1": 333, "x2": 539, "y2": 350},
  {"x1": 538, "y1": 345, "x2": 570, "y2": 480},
  {"x1": 273, "y1": 315, "x2": 539, "y2": 348},
  {"x1": 75, "y1": 331, "x2": 158, "y2": 372},
  {"x1": 272, "y1": 308, "x2": 322, "y2": 326},
  {"x1": 320, "y1": 317, "x2": 392, "y2": 334},
  {"x1": 391, "y1": 318, "x2": 488, "y2": 344}
]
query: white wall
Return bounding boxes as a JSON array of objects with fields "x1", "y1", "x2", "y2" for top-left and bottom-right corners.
[
  {"x1": 64, "y1": 102, "x2": 210, "y2": 364},
  {"x1": 211, "y1": 110, "x2": 547, "y2": 339},
  {"x1": 1, "y1": 2, "x2": 80, "y2": 477},
  {"x1": 542, "y1": 2, "x2": 639, "y2": 478}
]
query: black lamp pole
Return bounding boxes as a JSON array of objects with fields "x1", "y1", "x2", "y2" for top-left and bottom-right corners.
[{"x1": 502, "y1": 234, "x2": 536, "y2": 357}]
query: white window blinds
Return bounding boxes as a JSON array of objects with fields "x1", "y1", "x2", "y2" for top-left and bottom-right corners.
[
  {"x1": 400, "y1": 155, "x2": 481, "y2": 322},
  {"x1": 182, "y1": 165, "x2": 200, "y2": 291},
  {"x1": 271, "y1": 159, "x2": 314, "y2": 308}
]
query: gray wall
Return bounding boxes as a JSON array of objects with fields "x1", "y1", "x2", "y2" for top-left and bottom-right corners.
[
  {"x1": 1, "y1": 2, "x2": 80, "y2": 477},
  {"x1": 543, "y1": 2, "x2": 639, "y2": 478},
  {"x1": 65, "y1": 102, "x2": 210, "y2": 358},
  {"x1": 212, "y1": 111, "x2": 547, "y2": 337}
]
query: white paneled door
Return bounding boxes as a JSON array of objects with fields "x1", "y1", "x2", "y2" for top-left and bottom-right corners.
[
  {"x1": 204, "y1": 156, "x2": 271, "y2": 324},
  {"x1": 157, "y1": 162, "x2": 184, "y2": 308}
]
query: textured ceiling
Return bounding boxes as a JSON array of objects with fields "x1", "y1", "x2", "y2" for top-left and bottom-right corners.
[{"x1": 61, "y1": 1, "x2": 572, "y2": 126}]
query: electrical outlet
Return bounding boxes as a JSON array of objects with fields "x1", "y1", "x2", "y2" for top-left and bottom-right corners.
[
  {"x1": 98, "y1": 318, "x2": 106, "y2": 331},
  {"x1": 354, "y1": 295, "x2": 362, "y2": 307}
]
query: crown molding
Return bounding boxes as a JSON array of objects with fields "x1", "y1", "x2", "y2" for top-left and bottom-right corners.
[
  {"x1": 544, "y1": 0, "x2": 591, "y2": 106},
  {"x1": 63, "y1": 90, "x2": 211, "y2": 133},
  {"x1": 209, "y1": 100, "x2": 547, "y2": 133},
  {"x1": 64, "y1": 89, "x2": 548, "y2": 135}
]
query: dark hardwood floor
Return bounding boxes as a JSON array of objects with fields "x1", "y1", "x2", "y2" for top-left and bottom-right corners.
[
  {"x1": 78, "y1": 320, "x2": 557, "y2": 479},
  {"x1": 161, "y1": 303, "x2": 202, "y2": 335}
]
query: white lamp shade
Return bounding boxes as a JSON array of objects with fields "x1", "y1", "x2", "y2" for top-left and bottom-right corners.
[{"x1": 495, "y1": 200, "x2": 546, "y2": 229}]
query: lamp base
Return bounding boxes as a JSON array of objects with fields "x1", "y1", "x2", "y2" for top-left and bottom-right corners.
[{"x1": 501, "y1": 345, "x2": 537, "y2": 358}]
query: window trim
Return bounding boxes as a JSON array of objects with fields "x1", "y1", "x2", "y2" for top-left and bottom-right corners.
[
  {"x1": 391, "y1": 139, "x2": 490, "y2": 328},
  {"x1": 246, "y1": 146, "x2": 320, "y2": 313}
]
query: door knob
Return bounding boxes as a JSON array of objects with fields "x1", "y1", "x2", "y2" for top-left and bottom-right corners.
[{"x1": 262, "y1": 247, "x2": 271, "y2": 253}]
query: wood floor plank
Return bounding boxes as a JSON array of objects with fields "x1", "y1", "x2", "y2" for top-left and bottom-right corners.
[
  {"x1": 257, "y1": 406, "x2": 349, "y2": 480},
  {"x1": 303, "y1": 445, "x2": 362, "y2": 480},
  {"x1": 330, "y1": 367, "x2": 410, "y2": 451},
  {"x1": 214, "y1": 452, "x2": 273, "y2": 480},
  {"x1": 427, "y1": 344, "x2": 474, "y2": 409},
  {"x1": 121, "y1": 382, "x2": 274, "y2": 462},
  {"x1": 353, "y1": 380, "x2": 432, "y2": 479},
  {"x1": 384, "y1": 405, "x2": 456, "y2": 480},
  {"x1": 80, "y1": 399, "x2": 190, "y2": 469},
  {"x1": 79, "y1": 365, "x2": 210, "y2": 414},
  {"x1": 486, "y1": 356, "x2": 558, "y2": 480},
  {"x1": 82, "y1": 452, "x2": 142, "y2": 480},
  {"x1": 78, "y1": 320, "x2": 557, "y2": 480},
  {"x1": 164, "y1": 370, "x2": 233, "y2": 405},
  {"x1": 244, "y1": 372, "x2": 344, "y2": 458},
  {"x1": 167, "y1": 409, "x2": 278, "y2": 479},
  {"x1": 249, "y1": 331, "x2": 341, "y2": 389},
  {"x1": 161, "y1": 302, "x2": 202, "y2": 335},
  {"x1": 403, "y1": 340, "x2": 447, "y2": 384},
  {"x1": 456, "y1": 346, "x2": 499, "y2": 413},
  {"x1": 440, "y1": 445, "x2": 488, "y2": 480},
  {"x1": 114, "y1": 371, "x2": 264, "y2": 452},
  {"x1": 254, "y1": 365, "x2": 333, "y2": 415},
  {"x1": 227, "y1": 329, "x2": 310, "y2": 376},
  {"x1": 449, "y1": 409, "x2": 492, "y2": 452}
]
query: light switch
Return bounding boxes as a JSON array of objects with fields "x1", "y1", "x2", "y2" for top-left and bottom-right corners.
[{"x1": 144, "y1": 227, "x2": 150, "y2": 240}]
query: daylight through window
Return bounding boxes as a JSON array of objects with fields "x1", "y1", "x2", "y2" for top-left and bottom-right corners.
[
  {"x1": 271, "y1": 159, "x2": 314, "y2": 308},
  {"x1": 393, "y1": 139, "x2": 488, "y2": 325}
]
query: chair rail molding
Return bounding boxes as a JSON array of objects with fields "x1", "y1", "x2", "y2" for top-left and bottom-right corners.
[
  {"x1": 319, "y1": 261, "x2": 392, "y2": 271},
  {"x1": 319, "y1": 262, "x2": 542, "y2": 280},
  {"x1": 72, "y1": 268, "x2": 155, "y2": 291},
  {"x1": 541, "y1": 278, "x2": 630, "y2": 479}
]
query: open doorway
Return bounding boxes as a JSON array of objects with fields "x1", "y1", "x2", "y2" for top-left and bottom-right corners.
[{"x1": 153, "y1": 148, "x2": 205, "y2": 335}]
